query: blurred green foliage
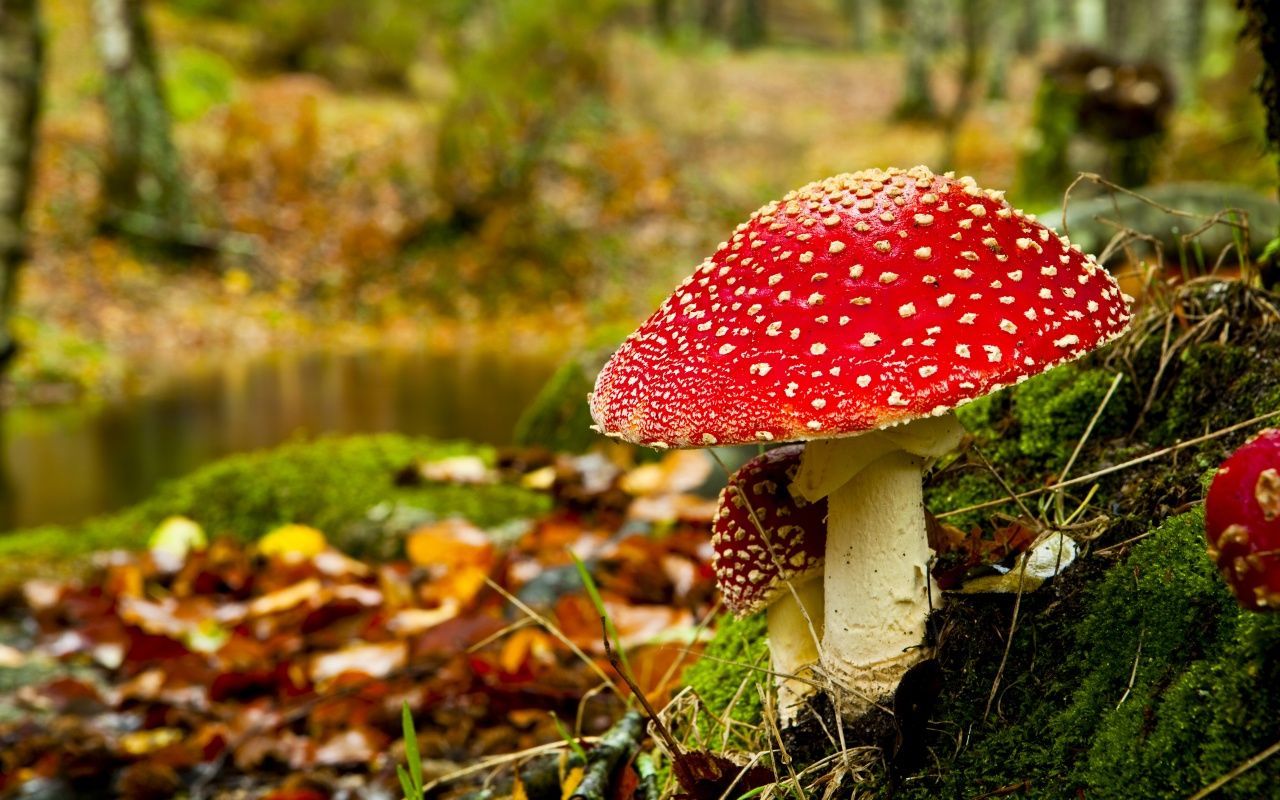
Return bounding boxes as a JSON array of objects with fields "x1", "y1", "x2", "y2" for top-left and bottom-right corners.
[
  {"x1": 164, "y1": 46, "x2": 235, "y2": 121},
  {"x1": 166, "y1": 0, "x2": 430, "y2": 87},
  {"x1": 419, "y1": 0, "x2": 680, "y2": 308},
  {"x1": 513, "y1": 324, "x2": 633, "y2": 453},
  {"x1": 5, "y1": 315, "x2": 126, "y2": 402}
]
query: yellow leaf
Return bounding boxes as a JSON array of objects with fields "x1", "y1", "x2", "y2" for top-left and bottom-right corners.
[
  {"x1": 405, "y1": 519, "x2": 491, "y2": 570},
  {"x1": 560, "y1": 766, "x2": 584, "y2": 800},
  {"x1": 120, "y1": 728, "x2": 184, "y2": 756},
  {"x1": 259, "y1": 524, "x2": 327, "y2": 559}
]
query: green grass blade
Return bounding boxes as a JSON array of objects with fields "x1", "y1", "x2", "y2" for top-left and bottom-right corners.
[
  {"x1": 550, "y1": 711, "x2": 589, "y2": 763},
  {"x1": 402, "y1": 702, "x2": 423, "y2": 794},
  {"x1": 398, "y1": 765, "x2": 417, "y2": 800},
  {"x1": 571, "y1": 552, "x2": 633, "y2": 678}
]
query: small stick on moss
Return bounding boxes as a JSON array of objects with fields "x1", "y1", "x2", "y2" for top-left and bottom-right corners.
[
  {"x1": 1115, "y1": 630, "x2": 1144, "y2": 709},
  {"x1": 982, "y1": 553, "x2": 1031, "y2": 722},
  {"x1": 1188, "y1": 737, "x2": 1280, "y2": 800}
]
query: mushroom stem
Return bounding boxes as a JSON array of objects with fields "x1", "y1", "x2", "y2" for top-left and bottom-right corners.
[
  {"x1": 822, "y1": 448, "x2": 934, "y2": 709},
  {"x1": 794, "y1": 411, "x2": 964, "y2": 716},
  {"x1": 766, "y1": 573, "x2": 824, "y2": 723}
]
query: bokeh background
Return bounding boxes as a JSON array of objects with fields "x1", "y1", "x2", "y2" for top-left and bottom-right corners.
[{"x1": 0, "y1": 0, "x2": 1273, "y2": 530}]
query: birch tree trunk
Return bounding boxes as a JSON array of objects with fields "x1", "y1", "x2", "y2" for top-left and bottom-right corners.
[
  {"x1": 730, "y1": 0, "x2": 767, "y2": 49},
  {"x1": 1240, "y1": 0, "x2": 1280, "y2": 208},
  {"x1": 895, "y1": 0, "x2": 942, "y2": 119},
  {"x1": 91, "y1": 0, "x2": 192, "y2": 240},
  {"x1": 840, "y1": 0, "x2": 878, "y2": 51},
  {"x1": 0, "y1": 0, "x2": 43, "y2": 377}
]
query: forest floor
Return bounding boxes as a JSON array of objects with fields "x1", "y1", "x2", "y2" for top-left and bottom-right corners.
[
  {"x1": 5, "y1": 276, "x2": 1280, "y2": 799},
  {"x1": 6, "y1": 0, "x2": 1270, "y2": 406}
]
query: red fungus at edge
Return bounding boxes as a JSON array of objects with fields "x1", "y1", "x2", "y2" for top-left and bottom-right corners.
[{"x1": 1206, "y1": 428, "x2": 1280, "y2": 611}]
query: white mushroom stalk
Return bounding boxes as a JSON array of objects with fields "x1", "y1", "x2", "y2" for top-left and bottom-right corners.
[
  {"x1": 793, "y1": 412, "x2": 965, "y2": 711},
  {"x1": 765, "y1": 575, "x2": 823, "y2": 721}
]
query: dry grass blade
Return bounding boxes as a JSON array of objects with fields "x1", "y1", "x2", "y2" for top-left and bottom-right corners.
[
  {"x1": 981, "y1": 554, "x2": 1031, "y2": 723},
  {"x1": 936, "y1": 408, "x2": 1280, "y2": 520},
  {"x1": 483, "y1": 576, "x2": 622, "y2": 695},
  {"x1": 1115, "y1": 630, "x2": 1144, "y2": 709},
  {"x1": 419, "y1": 738, "x2": 603, "y2": 795}
]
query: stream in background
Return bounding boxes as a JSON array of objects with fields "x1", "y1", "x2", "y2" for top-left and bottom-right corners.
[{"x1": 0, "y1": 348, "x2": 560, "y2": 531}]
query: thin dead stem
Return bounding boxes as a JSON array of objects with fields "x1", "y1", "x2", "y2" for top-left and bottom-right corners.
[
  {"x1": 937, "y1": 408, "x2": 1280, "y2": 520},
  {"x1": 483, "y1": 577, "x2": 621, "y2": 694}
]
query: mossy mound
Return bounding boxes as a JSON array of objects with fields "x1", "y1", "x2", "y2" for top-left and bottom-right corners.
[
  {"x1": 0, "y1": 435, "x2": 549, "y2": 563},
  {"x1": 683, "y1": 284, "x2": 1280, "y2": 798},
  {"x1": 899, "y1": 509, "x2": 1280, "y2": 799}
]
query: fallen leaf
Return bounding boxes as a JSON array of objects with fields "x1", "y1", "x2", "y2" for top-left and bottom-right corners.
[
  {"x1": 386, "y1": 599, "x2": 460, "y2": 636},
  {"x1": 247, "y1": 578, "x2": 324, "y2": 618},
  {"x1": 405, "y1": 519, "x2": 492, "y2": 570},
  {"x1": 310, "y1": 640, "x2": 407, "y2": 684},
  {"x1": 259, "y1": 524, "x2": 328, "y2": 559}
]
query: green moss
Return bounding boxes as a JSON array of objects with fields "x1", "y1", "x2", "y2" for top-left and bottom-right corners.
[
  {"x1": 1150, "y1": 341, "x2": 1280, "y2": 446},
  {"x1": 0, "y1": 435, "x2": 549, "y2": 560},
  {"x1": 894, "y1": 509, "x2": 1280, "y2": 799},
  {"x1": 1058, "y1": 509, "x2": 1239, "y2": 791},
  {"x1": 680, "y1": 612, "x2": 768, "y2": 747},
  {"x1": 926, "y1": 362, "x2": 1132, "y2": 531},
  {"x1": 1013, "y1": 365, "x2": 1133, "y2": 470},
  {"x1": 886, "y1": 319, "x2": 1280, "y2": 797}
]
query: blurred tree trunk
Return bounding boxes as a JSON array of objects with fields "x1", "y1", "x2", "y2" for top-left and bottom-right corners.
[
  {"x1": 1161, "y1": 0, "x2": 1207, "y2": 102},
  {"x1": 92, "y1": 0, "x2": 193, "y2": 241},
  {"x1": 1104, "y1": 0, "x2": 1134, "y2": 56},
  {"x1": 840, "y1": 0, "x2": 877, "y2": 51},
  {"x1": 700, "y1": 0, "x2": 725, "y2": 36},
  {"x1": 1071, "y1": 0, "x2": 1106, "y2": 46},
  {"x1": 985, "y1": 1, "x2": 1018, "y2": 99},
  {"x1": 941, "y1": 0, "x2": 987, "y2": 167},
  {"x1": 1240, "y1": 0, "x2": 1280, "y2": 205},
  {"x1": 1015, "y1": 0, "x2": 1045, "y2": 54},
  {"x1": 652, "y1": 0, "x2": 675, "y2": 38},
  {"x1": 730, "y1": 0, "x2": 767, "y2": 48},
  {"x1": 0, "y1": 0, "x2": 43, "y2": 378},
  {"x1": 894, "y1": 0, "x2": 942, "y2": 120}
]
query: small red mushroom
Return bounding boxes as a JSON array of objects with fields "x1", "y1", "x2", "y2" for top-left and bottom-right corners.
[
  {"x1": 710, "y1": 445, "x2": 827, "y2": 720},
  {"x1": 1206, "y1": 428, "x2": 1280, "y2": 611}
]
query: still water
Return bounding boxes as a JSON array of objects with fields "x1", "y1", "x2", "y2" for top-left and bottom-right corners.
[{"x1": 0, "y1": 348, "x2": 559, "y2": 531}]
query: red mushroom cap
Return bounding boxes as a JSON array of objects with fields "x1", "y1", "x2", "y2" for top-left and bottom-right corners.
[
  {"x1": 590, "y1": 166, "x2": 1133, "y2": 448},
  {"x1": 1205, "y1": 428, "x2": 1280, "y2": 611},
  {"x1": 710, "y1": 445, "x2": 827, "y2": 615}
]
